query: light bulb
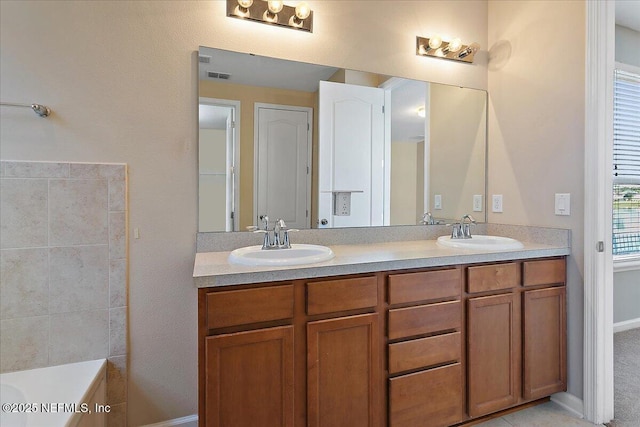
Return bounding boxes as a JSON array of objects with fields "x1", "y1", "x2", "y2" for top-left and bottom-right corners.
[
  {"x1": 295, "y1": 2, "x2": 311, "y2": 20},
  {"x1": 447, "y1": 38, "x2": 463, "y2": 53},
  {"x1": 268, "y1": 0, "x2": 284, "y2": 14},
  {"x1": 237, "y1": 0, "x2": 253, "y2": 7},
  {"x1": 428, "y1": 35, "x2": 442, "y2": 50}
]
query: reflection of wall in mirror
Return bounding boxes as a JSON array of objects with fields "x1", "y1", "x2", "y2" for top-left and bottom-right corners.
[
  {"x1": 430, "y1": 85, "x2": 486, "y2": 220},
  {"x1": 199, "y1": 129, "x2": 227, "y2": 232},
  {"x1": 391, "y1": 142, "x2": 424, "y2": 225},
  {"x1": 200, "y1": 80, "x2": 316, "y2": 230}
]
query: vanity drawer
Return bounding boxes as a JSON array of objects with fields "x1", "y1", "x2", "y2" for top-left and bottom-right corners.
[
  {"x1": 306, "y1": 276, "x2": 378, "y2": 315},
  {"x1": 523, "y1": 258, "x2": 566, "y2": 286},
  {"x1": 206, "y1": 285, "x2": 294, "y2": 329},
  {"x1": 389, "y1": 363, "x2": 463, "y2": 427},
  {"x1": 388, "y1": 268, "x2": 461, "y2": 305},
  {"x1": 388, "y1": 331, "x2": 461, "y2": 375},
  {"x1": 388, "y1": 300, "x2": 461, "y2": 340},
  {"x1": 467, "y1": 262, "x2": 519, "y2": 293}
]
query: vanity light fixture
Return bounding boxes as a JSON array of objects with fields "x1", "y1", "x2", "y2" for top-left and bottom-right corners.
[
  {"x1": 227, "y1": 0, "x2": 313, "y2": 32},
  {"x1": 416, "y1": 35, "x2": 480, "y2": 63}
]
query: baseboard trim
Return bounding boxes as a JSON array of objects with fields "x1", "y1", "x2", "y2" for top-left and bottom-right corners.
[
  {"x1": 551, "y1": 392, "x2": 584, "y2": 419},
  {"x1": 614, "y1": 318, "x2": 640, "y2": 333},
  {"x1": 141, "y1": 414, "x2": 198, "y2": 427}
]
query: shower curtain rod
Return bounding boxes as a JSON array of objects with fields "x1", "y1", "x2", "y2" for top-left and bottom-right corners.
[{"x1": 0, "y1": 102, "x2": 51, "y2": 117}]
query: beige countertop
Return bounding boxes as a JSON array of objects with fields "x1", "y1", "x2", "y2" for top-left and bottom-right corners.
[{"x1": 194, "y1": 239, "x2": 570, "y2": 288}]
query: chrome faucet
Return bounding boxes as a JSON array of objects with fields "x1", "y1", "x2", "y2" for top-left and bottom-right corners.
[
  {"x1": 421, "y1": 212, "x2": 435, "y2": 225},
  {"x1": 254, "y1": 216, "x2": 298, "y2": 249},
  {"x1": 449, "y1": 214, "x2": 476, "y2": 239}
]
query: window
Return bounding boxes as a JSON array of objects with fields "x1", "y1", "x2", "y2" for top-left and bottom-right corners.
[{"x1": 613, "y1": 68, "x2": 640, "y2": 257}]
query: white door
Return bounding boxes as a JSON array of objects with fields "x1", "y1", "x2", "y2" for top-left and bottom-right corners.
[
  {"x1": 318, "y1": 81, "x2": 385, "y2": 228},
  {"x1": 255, "y1": 104, "x2": 312, "y2": 229}
]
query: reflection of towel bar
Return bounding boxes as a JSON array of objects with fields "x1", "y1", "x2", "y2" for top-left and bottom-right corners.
[
  {"x1": 320, "y1": 190, "x2": 364, "y2": 193},
  {"x1": 0, "y1": 102, "x2": 51, "y2": 117}
]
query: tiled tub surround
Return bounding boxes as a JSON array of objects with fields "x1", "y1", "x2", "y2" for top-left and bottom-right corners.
[
  {"x1": 194, "y1": 224, "x2": 571, "y2": 287},
  {"x1": 0, "y1": 161, "x2": 128, "y2": 426}
]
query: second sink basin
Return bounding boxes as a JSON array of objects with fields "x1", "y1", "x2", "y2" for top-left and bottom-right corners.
[
  {"x1": 437, "y1": 235, "x2": 524, "y2": 251},
  {"x1": 228, "y1": 244, "x2": 335, "y2": 266}
]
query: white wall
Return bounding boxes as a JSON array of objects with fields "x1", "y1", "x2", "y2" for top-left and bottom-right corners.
[
  {"x1": 0, "y1": 1, "x2": 488, "y2": 424},
  {"x1": 487, "y1": 0, "x2": 586, "y2": 398}
]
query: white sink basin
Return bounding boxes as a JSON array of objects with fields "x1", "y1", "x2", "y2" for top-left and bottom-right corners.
[
  {"x1": 228, "y1": 244, "x2": 335, "y2": 266},
  {"x1": 437, "y1": 235, "x2": 524, "y2": 251}
]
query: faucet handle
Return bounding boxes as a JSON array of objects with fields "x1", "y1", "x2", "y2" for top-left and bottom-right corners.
[
  {"x1": 447, "y1": 222, "x2": 463, "y2": 239},
  {"x1": 282, "y1": 228, "x2": 299, "y2": 248},
  {"x1": 259, "y1": 215, "x2": 269, "y2": 230}
]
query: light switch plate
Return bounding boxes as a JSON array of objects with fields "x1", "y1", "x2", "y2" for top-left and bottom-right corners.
[
  {"x1": 434, "y1": 194, "x2": 442, "y2": 210},
  {"x1": 555, "y1": 193, "x2": 571, "y2": 215},
  {"x1": 473, "y1": 195, "x2": 483, "y2": 212}
]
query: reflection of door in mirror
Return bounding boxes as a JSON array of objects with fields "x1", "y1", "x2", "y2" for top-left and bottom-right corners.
[
  {"x1": 199, "y1": 98, "x2": 239, "y2": 232},
  {"x1": 318, "y1": 81, "x2": 385, "y2": 228},
  {"x1": 254, "y1": 104, "x2": 312, "y2": 229}
]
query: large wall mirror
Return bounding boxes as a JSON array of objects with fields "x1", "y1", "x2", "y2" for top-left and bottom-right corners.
[{"x1": 198, "y1": 46, "x2": 487, "y2": 232}]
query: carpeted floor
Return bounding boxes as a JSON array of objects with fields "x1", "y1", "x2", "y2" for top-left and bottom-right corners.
[{"x1": 605, "y1": 328, "x2": 640, "y2": 427}]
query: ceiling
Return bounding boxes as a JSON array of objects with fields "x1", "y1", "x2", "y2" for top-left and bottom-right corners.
[
  {"x1": 616, "y1": 0, "x2": 640, "y2": 31},
  {"x1": 198, "y1": 47, "x2": 426, "y2": 139}
]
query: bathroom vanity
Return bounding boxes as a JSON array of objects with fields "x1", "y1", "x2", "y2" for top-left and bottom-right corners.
[{"x1": 195, "y1": 237, "x2": 568, "y2": 427}]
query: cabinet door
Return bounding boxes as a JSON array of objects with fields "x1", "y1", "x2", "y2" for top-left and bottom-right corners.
[
  {"x1": 467, "y1": 293, "x2": 519, "y2": 417},
  {"x1": 523, "y1": 287, "x2": 567, "y2": 400},
  {"x1": 307, "y1": 313, "x2": 381, "y2": 427},
  {"x1": 205, "y1": 326, "x2": 294, "y2": 427},
  {"x1": 389, "y1": 363, "x2": 463, "y2": 427}
]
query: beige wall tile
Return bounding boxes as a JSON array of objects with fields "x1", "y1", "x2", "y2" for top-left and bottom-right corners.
[
  {"x1": 109, "y1": 179, "x2": 126, "y2": 212},
  {"x1": 109, "y1": 307, "x2": 126, "y2": 357},
  {"x1": 1, "y1": 248, "x2": 49, "y2": 319},
  {"x1": 110, "y1": 259, "x2": 127, "y2": 308},
  {"x1": 49, "y1": 179, "x2": 108, "y2": 246},
  {"x1": 49, "y1": 310, "x2": 109, "y2": 365},
  {"x1": 0, "y1": 316, "x2": 49, "y2": 372},
  {"x1": 106, "y1": 403, "x2": 127, "y2": 427},
  {"x1": 109, "y1": 212, "x2": 126, "y2": 260},
  {"x1": 0, "y1": 179, "x2": 48, "y2": 249},
  {"x1": 107, "y1": 356, "x2": 127, "y2": 405},
  {"x1": 70, "y1": 164, "x2": 125, "y2": 181},
  {"x1": 49, "y1": 245, "x2": 109, "y2": 314},
  {"x1": 3, "y1": 161, "x2": 69, "y2": 178}
]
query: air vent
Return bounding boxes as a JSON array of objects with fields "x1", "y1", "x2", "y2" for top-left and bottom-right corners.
[
  {"x1": 198, "y1": 55, "x2": 211, "y2": 64},
  {"x1": 207, "y1": 71, "x2": 231, "y2": 80}
]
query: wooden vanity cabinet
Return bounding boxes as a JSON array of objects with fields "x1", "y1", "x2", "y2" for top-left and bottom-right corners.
[
  {"x1": 465, "y1": 258, "x2": 567, "y2": 419},
  {"x1": 198, "y1": 256, "x2": 567, "y2": 427},
  {"x1": 387, "y1": 268, "x2": 464, "y2": 427}
]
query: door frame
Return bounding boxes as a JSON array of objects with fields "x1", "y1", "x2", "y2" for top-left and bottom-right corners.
[
  {"x1": 253, "y1": 102, "x2": 313, "y2": 228},
  {"x1": 198, "y1": 97, "x2": 241, "y2": 232},
  {"x1": 583, "y1": 1, "x2": 615, "y2": 424}
]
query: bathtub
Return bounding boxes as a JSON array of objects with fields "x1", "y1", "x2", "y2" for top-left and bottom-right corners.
[{"x1": 0, "y1": 359, "x2": 107, "y2": 427}]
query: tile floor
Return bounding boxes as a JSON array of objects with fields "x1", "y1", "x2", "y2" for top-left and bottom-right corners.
[{"x1": 475, "y1": 401, "x2": 601, "y2": 427}]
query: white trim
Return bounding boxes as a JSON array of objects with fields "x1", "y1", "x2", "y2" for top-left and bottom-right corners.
[
  {"x1": 613, "y1": 256, "x2": 640, "y2": 272},
  {"x1": 551, "y1": 392, "x2": 584, "y2": 419},
  {"x1": 141, "y1": 414, "x2": 198, "y2": 427},
  {"x1": 199, "y1": 97, "x2": 241, "y2": 232},
  {"x1": 584, "y1": 1, "x2": 615, "y2": 425},
  {"x1": 613, "y1": 318, "x2": 640, "y2": 333},
  {"x1": 615, "y1": 61, "x2": 640, "y2": 75}
]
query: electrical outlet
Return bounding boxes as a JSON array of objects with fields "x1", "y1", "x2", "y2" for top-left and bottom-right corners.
[
  {"x1": 492, "y1": 195, "x2": 503, "y2": 213},
  {"x1": 333, "y1": 192, "x2": 351, "y2": 216},
  {"x1": 434, "y1": 194, "x2": 442, "y2": 210},
  {"x1": 473, "y1": 195, "x2": 483, "y2": 212}
]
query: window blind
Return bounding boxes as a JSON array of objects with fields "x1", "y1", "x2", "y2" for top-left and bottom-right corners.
[{"x1": 613, "y1": 69, "x2": 640, "y2": 256}]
